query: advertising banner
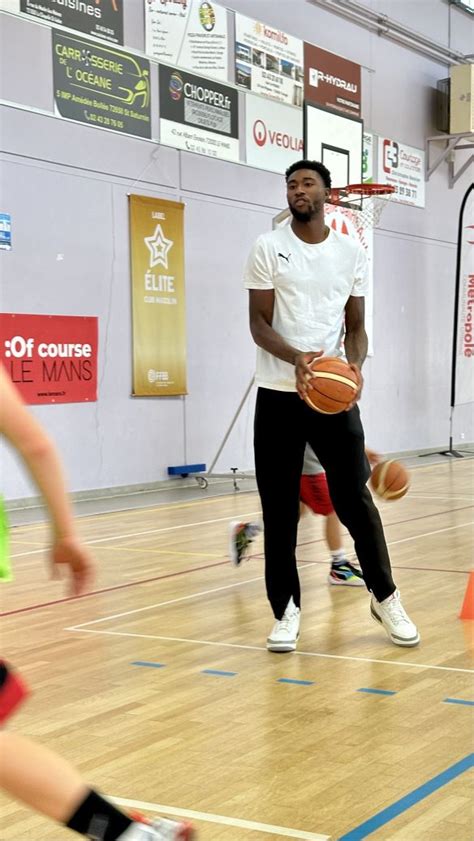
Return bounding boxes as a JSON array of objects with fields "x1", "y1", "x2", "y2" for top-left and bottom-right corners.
[
  {"x1": 454, "y1": 185, "x2": 474, "y2": 406},
  {"x1": 145, "y1": 0, "x2": 229, "y2": 83},
  {"x1": 53, "y1": 30, "x2": 151, "y2": 138},
  {"x1": 245, "y1": 94, "x2": 303, "y2": 174},
  {"x1": 129, "y1": 195, "x2": 187, "y2": 397},
  {"x1": 0, "y1": 213, "x2": 12, "y2": 251},
  {"x1": 20, "y1": 0, "x2": 124, "y2": 44},
  {"x1": 377, "y1": 137, "x2": 425, "y2": 207},
  {"x1": 304, "y1": 43, "x2": 361, "y2": 117},
  {"x1": 235, "y1": 13, "x2": 303, "y2": 106},
  {"x1": 0, "y1": 313, "x2": 98, "y2": 404},
  {"x1": 159, "y1": 65, "x2": 239, "y2": 161},
  {"x1": 363, "y1": 132, "x2": 374, "y2": 183}
]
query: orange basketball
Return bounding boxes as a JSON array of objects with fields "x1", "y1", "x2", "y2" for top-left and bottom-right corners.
[
  {"x1": 304, "y1": 357, "x2": 359, "y2": 414},
  {"x1": 370, "y1": 460, "x2": 410, "y2": 500}
]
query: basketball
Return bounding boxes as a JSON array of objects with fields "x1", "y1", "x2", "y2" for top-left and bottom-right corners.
[
  {"x1": 370, "y1": 460, "x2": 410, "y2": 500},
  {"x1": 304, "y1": 357, "x2": 359, "y2": 414}
]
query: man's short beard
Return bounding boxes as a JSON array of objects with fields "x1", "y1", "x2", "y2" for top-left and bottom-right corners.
[{"x1": 289, "y1": 205, "x2": 314, "y2": 223}]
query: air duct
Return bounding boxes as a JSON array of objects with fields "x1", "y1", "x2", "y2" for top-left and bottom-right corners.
[{"x1": 307, "y1": 0, "x2": 469, "y2": 66}]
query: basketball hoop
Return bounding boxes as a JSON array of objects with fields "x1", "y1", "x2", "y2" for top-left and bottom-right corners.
[{"x1": 327, "y1": 183, "x2": 396, "y2": 229}]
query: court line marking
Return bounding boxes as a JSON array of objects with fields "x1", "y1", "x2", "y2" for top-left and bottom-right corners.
[
  {"x1": 10, "y1": 506, "x2": 473, "y2": 560},
  {"x1": 110, "y1": 795, "x2": 329, "y2": 840},
  {"x1": 9, "y1": 491, "x2": 259, "y2": 530},
  {"x1": 6, "y1": 521, "x2": 472, "y2": 618},
  {"x1": 278, "y1": 678, "x2": 314, "y2": 686},
  {"x1": 378, "y1": 521, "x2": 473, "y2": 547},
  {"x1": 336, "y1": 752, "x2": 474, "y2": 840},
  {"x1": 11, "y1": 541, "x2": 223, "y2": 559},
  {"x1": 1, "y1": 560, "x2": 235, "y2": 617},
  {"x1": 66, "y1": 629, "x2": 474, "y2": 674},
  {"x1": 357, "y1": 688, "x2": 396, "y2": 696},
  {"x1": 67, "y1": 575, "x2": 266, "y2": 627},
  {"x1": 409, "y1": 494, "x2": 474, "y2": 501},
  {"x1": 9, "y1": 511, "x2": 261, "y2": 558},
  {"x1": 9, "y1": 456, "x2": 470, "y2": 533},
  {"x1": 202, "y1": 669, "x2": 237, "y2": 677},
  {"x1": 63, "y1": 520, "x2": 473, "y2": 631}
]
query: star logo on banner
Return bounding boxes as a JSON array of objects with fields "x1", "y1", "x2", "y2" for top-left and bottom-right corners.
[{"x1": 144, "y1": 224, "x2": 173, "y2": 269}]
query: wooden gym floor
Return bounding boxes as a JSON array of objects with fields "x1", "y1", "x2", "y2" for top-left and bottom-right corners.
[{"x1": 1, "y1": 459, "x2": 473, "y2": 840}]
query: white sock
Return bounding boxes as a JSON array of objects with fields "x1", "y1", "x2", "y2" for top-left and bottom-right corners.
[{"x1": 331, "y1": 549, "x2": 346, "y2": 566}]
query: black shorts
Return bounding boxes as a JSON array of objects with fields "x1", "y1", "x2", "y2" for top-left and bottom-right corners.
[{"x1": 0, "y1": 660, "x2": 29, "y2": 725}]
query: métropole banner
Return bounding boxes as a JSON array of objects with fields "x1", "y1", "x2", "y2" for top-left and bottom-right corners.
[
  {"x1": 0, "y1": 313, "x2": 98, "y2": 404},
  {"x1": 129, "y1": 195, "x2": 186, "y2": 396},
  {"x1": 454, "y1": 184, "x2": 474, "y2": 407}
]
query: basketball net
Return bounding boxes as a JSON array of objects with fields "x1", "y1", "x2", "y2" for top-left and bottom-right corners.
[
  {"x1": 273, "y1": 184, "x2": 395, "y2": 233},
  {"x1": 327, "y1": 183, "x2": 396, "y2": 230}
]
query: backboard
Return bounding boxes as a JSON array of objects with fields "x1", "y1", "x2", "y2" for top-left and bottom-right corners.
[{"x1": 304, "y1": 102, "x2": 363, "y2": 206}]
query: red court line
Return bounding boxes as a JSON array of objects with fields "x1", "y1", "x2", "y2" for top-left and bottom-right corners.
[
  {"x1": 0, "y1": 559, "x2": 229, "y2": 617},
  {"x1": 3, "y1": 555, "x2": 470, "y2": 619},
  {"x1": 3, "y1": 506, "x2": 472, "y2": 618}
]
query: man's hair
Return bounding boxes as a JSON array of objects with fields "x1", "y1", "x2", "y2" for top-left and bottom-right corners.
[{"x1": 285, "y1": 160, "x2": 332, "y2": 189}]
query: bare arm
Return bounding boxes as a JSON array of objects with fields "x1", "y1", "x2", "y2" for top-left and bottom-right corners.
[
  {"x1": 342, "y1": 296, "x2": 368, "y2": 408},
  {"x1": 0, "y1": 367, "x2": 94, "y2": 594},
  {"x1": 249, "y1": 290, "x2": 322, "y2": 397},
  {"x1": 344, "y1": 295, "x2": 368, "y2": 369}
]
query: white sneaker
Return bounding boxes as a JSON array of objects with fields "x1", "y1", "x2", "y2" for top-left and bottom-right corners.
[
  {"x1": 267, "y1": 597, "x2": 301, "y2": 652},
  {"x1": 371, "y1": 589, "x2": 420, "y2": 647},
  {"x1": 118, "y1": 817, "x2": 195, "y2": 840}
]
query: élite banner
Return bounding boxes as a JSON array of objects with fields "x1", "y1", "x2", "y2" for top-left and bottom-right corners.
[
  {"x1": 0, "y1": 313, "x2": 98, "y2": 404},
  {"x1": 129, "y1": 195, "x2": 187, "y2": 396}
]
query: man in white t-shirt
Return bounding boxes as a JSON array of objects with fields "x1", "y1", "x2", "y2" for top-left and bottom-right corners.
[{"x1": 244, "y1": 159, "x2": 419, "y2": 653}]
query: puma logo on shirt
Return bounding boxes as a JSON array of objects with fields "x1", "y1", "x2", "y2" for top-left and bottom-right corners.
[{"x1": 278, "y1": 252, "x2": 291, "y2": 263}]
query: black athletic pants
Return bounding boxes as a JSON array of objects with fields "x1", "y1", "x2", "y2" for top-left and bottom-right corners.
[{"x1": 254, "y1": 388, "x2": 396, "y2": 619}]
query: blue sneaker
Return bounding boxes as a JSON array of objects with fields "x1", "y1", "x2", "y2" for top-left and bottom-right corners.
[{"x1": 328, "y1": 561, "x2": 364, "y2": 587}]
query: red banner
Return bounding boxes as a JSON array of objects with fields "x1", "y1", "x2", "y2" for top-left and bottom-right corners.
[
  {"x1": 304, "y1": 44, "x2": 361, "y2": 117},
  {"x1": 0, "y1": 314, "x2": 98, "y2": 404}
]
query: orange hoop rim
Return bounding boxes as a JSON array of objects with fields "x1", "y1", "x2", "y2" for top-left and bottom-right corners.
[{"x1": 328, "y1": 183, "x2": 395, "y2": 203}]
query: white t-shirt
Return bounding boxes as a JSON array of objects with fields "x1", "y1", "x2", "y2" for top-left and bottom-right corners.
[
  {"x1": 244, "y1": 224, "x2": 369, "y2": 392},
  {"x1": 302, "y1": 444, "x2": 325, "y2": 476}
]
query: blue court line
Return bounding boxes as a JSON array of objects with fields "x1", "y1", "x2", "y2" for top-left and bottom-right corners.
[
  {"x1": 337, "y1": 753, "x2": 474, "y2": 841},
  {"x1": 357, "y1": 688, "x2": 397, "y2": 696},
  {"x1": 131, "y1": 661, "x2": 166, "y2": 669},
  {"x1": 443, "y1": 697, "x2": 474, "y2": 707},
  {"x1": 201, "y1": 669, "x2": 237, "y2": 677},
  {"x1": 277, "y1": 678, "x2": 315, "y2": 686}
]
